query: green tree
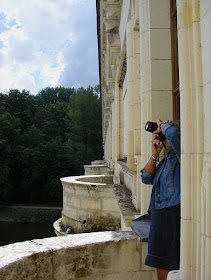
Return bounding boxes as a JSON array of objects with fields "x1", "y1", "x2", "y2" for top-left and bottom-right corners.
[
  {"x1": 66, "y1": 86, "x2": 103, "y2": 174},
  {"x1": 0, "y1": 85, "x2": 103, "y2": 205},
  {"x1": 0, "y1": 112, "x2": 21, "y2": 203},
  {"x1": 5, "y1": 89, "x2": 36, "y2": 132}
]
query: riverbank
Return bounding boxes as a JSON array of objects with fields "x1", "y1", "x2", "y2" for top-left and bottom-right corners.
[{"x1": 0, "y1": 205, "x2": 62, "y2": 224}]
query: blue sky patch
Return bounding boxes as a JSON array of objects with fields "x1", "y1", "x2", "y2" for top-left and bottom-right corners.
[
  {"x1": 0, "y1": 12, "x2": 18, "y2": 33},
  {"x1": 37, "y1": 39, "x2": 72, "y2": 56},
  {"x1": 31, "y1": 70, "x2": 47, "y2": 94},
  {"x1": 0, "y1": 1, "x2": 99, "y2": 94}
]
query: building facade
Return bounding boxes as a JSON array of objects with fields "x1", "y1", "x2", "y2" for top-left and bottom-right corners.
[{"x1": 97, "y1": 0, "x2": 211, "y2": 279}]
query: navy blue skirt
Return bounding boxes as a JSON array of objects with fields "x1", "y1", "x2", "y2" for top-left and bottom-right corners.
[{"x1": 145, "y1": 188, "x2": 180, "y2": 271}]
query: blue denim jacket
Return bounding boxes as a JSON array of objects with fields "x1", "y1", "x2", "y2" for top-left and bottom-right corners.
[{"x1": 141, "y1": 122, "x2": 180, "y2": 209}]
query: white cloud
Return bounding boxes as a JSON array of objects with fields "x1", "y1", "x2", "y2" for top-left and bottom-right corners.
[
  {"x1": 0, "y1": 63, "x2": 36, "y2": 93},
  {"x1": 0, "y1": 0, "x2": 99, "y2": 94}
]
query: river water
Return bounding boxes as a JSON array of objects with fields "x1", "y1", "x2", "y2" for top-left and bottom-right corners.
[{"x1": 0, "y1": 221, "x2": 55, "y2": 246}]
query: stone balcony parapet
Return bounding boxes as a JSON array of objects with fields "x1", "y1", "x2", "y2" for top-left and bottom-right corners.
[
  {"x1": 60, "y1": 175, "x2": 121, "y2": 234},
  {"x1": 0, "y1": 231, "x2": 156, "y2": 280}
]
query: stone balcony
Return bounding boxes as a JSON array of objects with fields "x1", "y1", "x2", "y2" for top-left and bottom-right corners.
[
  {"x1": 0, "y1": 157, "x2": 156, "y2": 279},
  {"x1": 0, "y1": 161, "x2": 156, "y2": 280},
  {"x1": 84, "y1": 160, "x2": 111, "y2": 176},
  {"x1": 57, "y1": 175, "x2": 121, "y2": 234},
  {"x1": 0, "y1": 231, "x2": 156, "y2": 280}
]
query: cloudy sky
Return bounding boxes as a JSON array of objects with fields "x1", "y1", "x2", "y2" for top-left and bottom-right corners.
[{"x1": 0, "y1": 0, "x2": 99, "y2": 95}]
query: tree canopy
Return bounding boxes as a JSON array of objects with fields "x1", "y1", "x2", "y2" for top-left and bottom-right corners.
[{"x1": 0, "y1": 86, "x2": 103, "y2": 205}]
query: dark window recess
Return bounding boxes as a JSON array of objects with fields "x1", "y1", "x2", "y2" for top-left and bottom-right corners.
[
  {"x1": 170, "y1": 0, "x2": 180, "y2": 120},
  {"x1": 119, "y1": 56, "x2": 127, "y2": 88}
]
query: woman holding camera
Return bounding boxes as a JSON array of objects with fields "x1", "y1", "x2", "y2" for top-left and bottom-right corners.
[{"x1": 141, "y1": 119, "x2": 180, "y2": 280}]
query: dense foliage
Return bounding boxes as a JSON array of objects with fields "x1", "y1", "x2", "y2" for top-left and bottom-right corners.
[{"x1": 0, "y1": 86, "x2": 103, "y2": 205}]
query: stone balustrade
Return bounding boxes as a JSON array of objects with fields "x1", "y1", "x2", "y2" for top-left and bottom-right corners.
[{"x1": 0, "y1": 231, "x2": 156, "y2": 280}]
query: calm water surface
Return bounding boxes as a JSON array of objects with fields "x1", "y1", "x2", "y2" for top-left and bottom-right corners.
[{"x1": 0, "y1": 222, "x2": 55, "y2": 246}]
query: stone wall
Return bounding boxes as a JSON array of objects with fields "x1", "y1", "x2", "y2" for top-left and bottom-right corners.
[
  {"x1": 60, "y1": 175, "x2": 121, "y2": 233},
  {"x1": 177, "y1": 1, "x2": 211, "y2": 279},
  {"x1": 97, "y1": 0, "x2": 211, "y2": 279},
  {"x1": 0, "y1": 231, "x2": 156, "y2": 280},
  {"x1": 84, "y1": 161, "x2": 110, "y2": 176},
  {"x1": 84, "y1": 165, "x2": 109, "y2": 176}
]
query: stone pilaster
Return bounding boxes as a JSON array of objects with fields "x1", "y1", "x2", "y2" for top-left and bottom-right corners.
[{"x1": 177, "y1": 0, "x2": 205, "y2": 279}]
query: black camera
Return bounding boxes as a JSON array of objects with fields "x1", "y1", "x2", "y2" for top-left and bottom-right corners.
[{"x1": 145, "y1": 121, "x2": 166, "y2": 142}]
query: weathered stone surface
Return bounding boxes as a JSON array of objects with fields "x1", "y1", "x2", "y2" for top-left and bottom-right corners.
[
  {"x1": 0, "y1": 231, "x2": 156, "y2": 280},
  {"x1": 84, "y1": 164, "x2": 109, "y2": 176},
  {"x1": 99, "y1": 0, "x2": 211, "y2": 278},
  {"x1": 60, "y1": 175, "x2": 121, "y2": 233}
]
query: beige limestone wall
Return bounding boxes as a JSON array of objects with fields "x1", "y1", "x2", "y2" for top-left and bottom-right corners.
[
  {"x1": 0, "y1": 231, "x2": 156, "y2": 280},
  {"x1": 126, "y1": 18, "x2": 136, "y2": 173},
  {"x1": 177, "y1": 0, "x2": 205, "y2": 279},
  {"x1": 61, "y1": 175, "x2": 120, "y2": 233},
  {"x1": 119, "y1": 0, "x2": 130, "y2": 50},
  {"x1": 84, "y1": 165, "x2": 109, "y2": 176},
  {"x1": 119, "y1": 87, "x2": 124, "y2": 159},
  {"x1": 125, "y1": 15, "x2": 142, "y2": 210},
  {"x1": 139, "y1": 0, "x2": 152, "y2": 215},
  {"x1": 138, "y1": 0, "x2": 173, "y2": 215},
  {"x1": 172, "y1": 0, "x2": 211, "y2": 279},
  {"x1": 100, "y1": 0, "x2": 175, "y2": 215},
  {"x1": 123, "y1": 84, "x2": 128, "y2": 157},
  {"x1": 99, "y1": 0, "x2": 211, "y2": 279},
  {"x1": 201, "y1": 1, "x2": 211, "y2": 279},
  {"x1": 148, "y1": 0, "x2": 172, "y2": 121}
]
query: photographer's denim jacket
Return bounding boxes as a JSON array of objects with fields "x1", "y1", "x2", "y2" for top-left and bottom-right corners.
[{"x1": 141, "y1": 122, "x2": 180, "y2": 209}]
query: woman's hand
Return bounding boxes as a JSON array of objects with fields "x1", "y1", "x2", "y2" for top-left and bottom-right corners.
[
  {"x1": 144, "y1": 122, "x2": 164, "y2": 172},
  {"x1": 152, "y1": 119, "x2": 163, "y2": 134},
  {"x1": 151, "y1": 134, "x2": 163, "y2": 158}
]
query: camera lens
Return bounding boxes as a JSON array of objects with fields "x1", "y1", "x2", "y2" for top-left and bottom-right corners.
[{"x1": 145, "y1": 122, "x2": 158, "y2": 133}]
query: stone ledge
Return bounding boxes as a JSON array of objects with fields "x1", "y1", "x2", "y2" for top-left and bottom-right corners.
[
  {"x1": 61, "y1": 175, "x2": 113, "y2": 186},
  {"x1": 113, "y1": 184, "x2": 139, "y2": 216},
  {"x1": 0, "y1": 231, "x2": 156, "y2": 280},
  {"x1": 91, "y1": 160, "x2": 106, "y2": 165},
  {"x1": 113, "y1": 184, "x2": 139, "y2": 229},
  {"x1": 53, "y1": 218, "x2": 65, "y2": 236},
  {"x1": 117, "y1": 160, "x2": 134, "y2": 177}
]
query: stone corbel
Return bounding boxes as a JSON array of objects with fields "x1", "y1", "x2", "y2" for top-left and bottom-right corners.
[
  {"x1": 105, "y1": 3, "x2": 121, "y2": 20},
  {"x1": 108, "y1": 33, "x2": 120, "y2": 80},
  {"x1": 111, "y1": 65, "x2": 117, "y2": 80},
  {"x1": 107, "y1": 79, "x2": 115, "y2": 97},
  {"x1": 105, "y1": 91, "x2": 113, "y2": 106},
  {"x1": 133, "y1": 19, "x2": 139, "y2": 31},
  {"x1": 134, "y1": 0, "x2": 139, "y2": 29},
  {"x1": 109, "y1": 33, "x2": 120, "y2": 56},
  {"x1": 104, "y1": 18, "x2": 119, "y2": 33}
]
